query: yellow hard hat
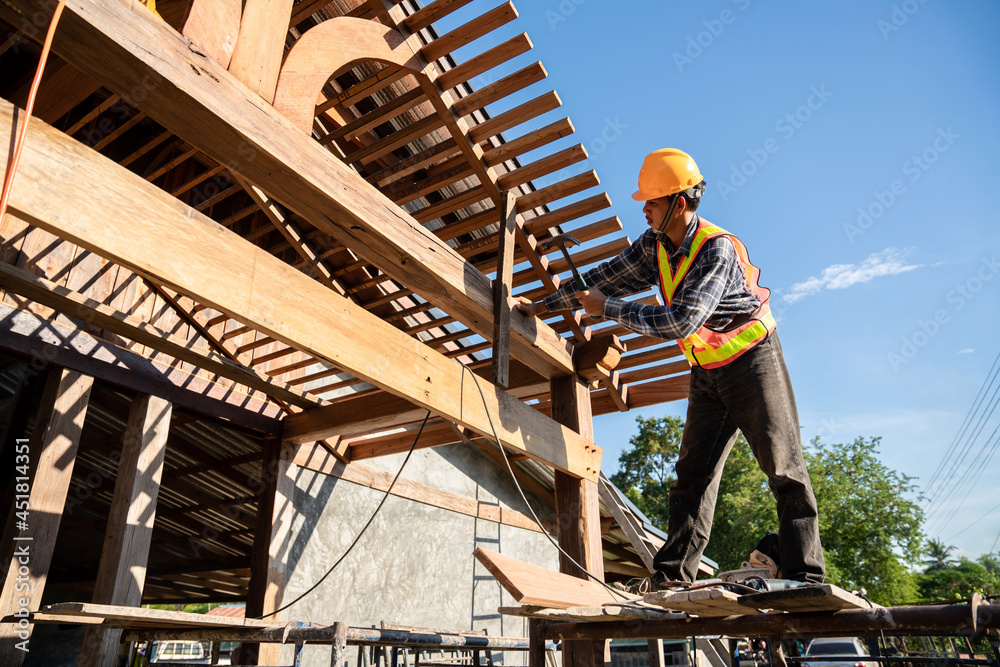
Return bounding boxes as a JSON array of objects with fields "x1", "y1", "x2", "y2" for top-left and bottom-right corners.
[{"x1": 631, "y1": 148, "x2": 704, "y2": 201}]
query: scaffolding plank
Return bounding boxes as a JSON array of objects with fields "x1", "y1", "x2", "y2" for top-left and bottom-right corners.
[{"x1": 738, "y1": 584, "x2": 878, "y2": 612}]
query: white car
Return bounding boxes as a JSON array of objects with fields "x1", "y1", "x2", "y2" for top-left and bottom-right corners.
[{"x1": 802, "y1": 637, "x2": 877, "y2": 667}]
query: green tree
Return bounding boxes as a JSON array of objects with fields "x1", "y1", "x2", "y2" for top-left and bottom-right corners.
[
  {"x1": 924, "y1": 538, "x2": 958, "y2": 571},
  {"x1": 610, "y1": 424, "x2": 925, "y2": 605},
  {"x1": 609, "y1": 416, "x2": 683, "y2": 528},
  {"x1": 806, "y1": 437, "x2": 924, "y2": 605},
  {"x1": 916, "y1": 556, "x2": 1000, "y2": 600}
]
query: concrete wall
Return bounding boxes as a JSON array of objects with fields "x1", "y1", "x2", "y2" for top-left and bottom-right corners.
[{"x1": 280, "y1": 443, "x2": 559, "y2": 666}]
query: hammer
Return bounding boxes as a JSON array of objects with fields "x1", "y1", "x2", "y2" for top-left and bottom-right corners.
[{"x1": 540, "y1": 234, "x2": 587, "y2": 291}]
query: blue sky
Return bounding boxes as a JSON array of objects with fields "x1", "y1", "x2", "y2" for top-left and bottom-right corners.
[{"x1": 435, "y1": 1, "x2": 1000, "y2": 559}]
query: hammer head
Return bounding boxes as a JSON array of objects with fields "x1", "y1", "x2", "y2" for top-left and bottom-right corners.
[{"x1": 539, "y1": 234, "x2": 580, "y2": 253}]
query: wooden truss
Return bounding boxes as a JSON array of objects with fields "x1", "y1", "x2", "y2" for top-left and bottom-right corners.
[{"x1": 0, "y1": 0, "x2": 695, "y2": 664}]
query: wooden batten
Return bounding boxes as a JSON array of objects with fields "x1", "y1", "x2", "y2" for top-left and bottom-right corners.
[
  {"x1": 482, "y1": 117, "x2": 574, "y2": 167},
  {"x1": 401, "y1": 0, "x2": 475, "y2": 34},
  {"x1": 497, "y1": 143, "x2": 587, "y2": 190},
  {"x1": 467, "y1": 90, "x2": 561, "y2": 144},
  {"x1": 421, "y1": 1, "x2": 518, "y2": 63},
  {"x1": 450, "y1": 61, "x2": 548, "y2": 117},
  {"x1": 435, "y1": 32, "x2": 532, "y2": 91},
  {"x1": 523, "y1": 193, "x2": 612, "y2": 236},
  {"x1": 227, "y1": 0, "x2": 294, "y2": 103},
  {"x1": 516, "y1": 170, "x2": 600, "y2": 212}
]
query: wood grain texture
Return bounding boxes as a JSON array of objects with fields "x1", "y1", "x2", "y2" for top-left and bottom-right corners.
[
  {"x1": 181, "y1": 0, "x2": 241, "y2": 68},
  {"x1": 738, "y1": 584, "x2": 878, "y2": 612},
  {"x1": 273, "y1": 17, "x2": 424, "y2": 133},
  {"x1": 474, "y1": 548, "x2": 632, "y2": 609},
  {"x1": 0, "y1": 369, "x2": 93, "y2": 667},
  {"x1": 80, "y1": 394, "x2": 172, "y2": 667},
  {"x1": 0, "y1": 0, "x2": 575, "y2": 379},
  {"x1": 0, "y1": 98, "x2": 598, "y2": 480},
  {"x1": 227, "y1": 0, "x2": 293, "y2": 102},
  {"x1": 643, "y1": 588, "x2": 751, "y2": 617}
]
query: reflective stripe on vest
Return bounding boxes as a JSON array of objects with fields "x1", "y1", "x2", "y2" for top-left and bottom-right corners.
[{"x1": 656, "y1": 220, "x2": 776, "y2": 369}]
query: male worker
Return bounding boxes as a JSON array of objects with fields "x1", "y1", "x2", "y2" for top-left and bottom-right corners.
[{"x1": 515, "y1": 148, "x2": 825, "y2": 586}]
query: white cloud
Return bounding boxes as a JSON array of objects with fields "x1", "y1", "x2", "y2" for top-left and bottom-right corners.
[
  {"x1": 782, "y1": 248, "x2": 922, "y2": 304},
  {"x1": 957, "y1": 348, "x2": 975, "y2": 355}
]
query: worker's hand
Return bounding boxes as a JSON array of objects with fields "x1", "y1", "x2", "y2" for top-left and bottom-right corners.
[
  {"x1": 576, "y1": 288, "x2": 607, "y2": 320},
  {"x1": 513, "y1": 296, "x2": 547, "y2": 318}
]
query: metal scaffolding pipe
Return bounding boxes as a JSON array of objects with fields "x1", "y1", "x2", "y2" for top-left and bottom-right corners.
[
  {"x1": 541, "y1": 604, "x2": 1000, "y2": 642},
  {"x1": 121, "y1": 625, "x2": 530, "y2": 649}
]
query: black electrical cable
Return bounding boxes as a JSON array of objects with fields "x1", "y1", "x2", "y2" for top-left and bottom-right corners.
[
  {"x1": 255, "y1": 410, "x2": 433, "y2": 619},
  {"x1": 462, "y1": 366, "x2": 636, "y2": 601}
]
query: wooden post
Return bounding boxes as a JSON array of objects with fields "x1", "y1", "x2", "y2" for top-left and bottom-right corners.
[
  {"x1": 648, "y1": 639, "x2": 666, "y2": 667},
  {"x1": 549, "y1": 374, "x2": 606, "y2": 667},
  {"x1": 79, "y1": 394, "x2": 172, "y2": 667},
  {"x1": 0, "y1": 368, "x2": 93, "y2": 667},
  {"x1": 491, "y1": 190, "x2": 517, "y2": 388},
  {"x1": 243, "y1": 438, "x2": 296, "y2": 666}
]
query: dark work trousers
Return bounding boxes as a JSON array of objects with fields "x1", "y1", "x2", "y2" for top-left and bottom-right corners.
[{"x1": 651, "y1": 332, "x2": 826, "y2": 583}]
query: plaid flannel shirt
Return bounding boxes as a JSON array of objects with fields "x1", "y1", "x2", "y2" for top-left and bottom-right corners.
[{"x1": 542, "y1": 217, "x2": 763, "y2": 340}]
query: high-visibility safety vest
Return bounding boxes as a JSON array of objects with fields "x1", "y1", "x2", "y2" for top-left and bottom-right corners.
[{"x1": 656, "y1": 220, "x2": 776, "y2": 369}]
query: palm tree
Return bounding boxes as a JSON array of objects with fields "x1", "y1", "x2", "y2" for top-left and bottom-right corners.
[{"x1": 924, "y1": 538, "x2": 957, "y2": 571}]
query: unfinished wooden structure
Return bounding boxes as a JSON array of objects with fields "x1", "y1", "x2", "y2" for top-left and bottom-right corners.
[{"x1": 0, "y1": 0, "x2": 698, "y2": 664}]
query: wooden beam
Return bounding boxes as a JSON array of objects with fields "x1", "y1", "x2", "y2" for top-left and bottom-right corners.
[
  {"x1": 0, "y1": 260, "x2": 320, "y2": 408},
  {"x1": 435, "y1": 32, "x2": 532, "y2": 91},
  {"x1": 227, "y1": 0, "x2": 294, "y2": 103},
  {"x1": 1, "y1": 0, "x2": 575, "y2": 379},
  {"x1": 287, "y1": 442, "x2": 554, "y2": 534},
  {"x1": 0, "y1": 98, "x2": 598, "y2": 480},
  {"x1": 244, "y1": 437, "x2": 289, "y2": 665},
  {"x1": 420, "y1": 1, "x2": 517, "y2": 63},
  {"x1": 492, "y1": 191, "x2": 516, "y2": 388},
  {"x1": 79, "y1": 394, "x2": 172, "y2": 667},
  {"x1": 550, "y1": 372, "x2": 607, "y2": 666},
  {"x1": 0, "y1": 369, "x2": 93, "y2": 667}
]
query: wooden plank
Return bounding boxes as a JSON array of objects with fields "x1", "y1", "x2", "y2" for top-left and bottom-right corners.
[
  {"x1": 421, "y1": 1, "x2": 517, "y2": 63},
  {"x1": 402, "y1": 0, "x2": 474, "y2": 34},
  {"x1": 1, "y1": 0, "x2": 575, "y2": 379},
  {"x1": 0, "y1": 369, "x2": 93, "y2": 667},
  {"x1": 738, "y1": 584, "x2": 878, "y2": 612},
  {"x1": 468, "y1": 90, "x2": 562, "y2": 144},
  {"x1": 498, "y1": 143, "x2": 587, "y2": 190},
  {"x1": 524, "y1": 194, "x2": 611, "y2": 236},
  {"x1": 322, "y1": 87, "x2": 427, "y2": 143},
  {"x1": 0, "y1": 100, "x2": 598, "y2": 480},
  {"x1": 79, "y1": 394, "x2": 172, "y2": 667},
  {"x1": 474, "y1": 548, "x2": 633, "y2": 609},
  {"x1": 499, "y1": 605, "x2": 683, "y2": 623},
  {"x1": 227, "y1": 0, "x2": 294, "y2": 103},
  {"x1": 516, "y1": 170, "x2": 600, "y2": 213},
  {"x1": 451, "y1": 61, "x2": 547, "y2": 117},
  {"x1": 643, "y1": 587, "x2": 750, "y2": 617},
  {"x1": 35, "y1": 602, "x2": 285, "y2": 629},
  {"x1": 180, "y1": 0, "x2": 241, "y2": 68},
  {"x1": 435, "y1": 32, "x2": 532, "y2": 91},
  {"x1": 0, "y1": 260, "x2": 320, "y2": 408},
  {"x1": 492, "y1": 191, "x2": 516, "y2": 387},
  {"x1": 482, "y1": 117, "x2": 574, "y2": 167}
]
